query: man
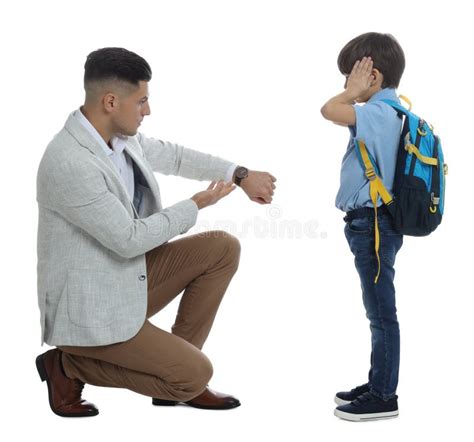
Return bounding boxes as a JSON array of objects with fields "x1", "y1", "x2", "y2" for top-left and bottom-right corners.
[{"x1": 35, "y1": 47, "x2": 276, "y2": 417}]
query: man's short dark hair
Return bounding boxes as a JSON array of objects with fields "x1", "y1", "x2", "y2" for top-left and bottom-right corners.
[
  {"x1": 337, "y1": 33, "x2": 405, "y2": 89},
  {"x1": 84, "y1": 47, "x2": 152, "y2": 88}
]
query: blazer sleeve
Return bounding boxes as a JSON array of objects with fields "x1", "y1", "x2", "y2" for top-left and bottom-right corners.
[
  {"x1": 137, "y1": 132, "x2": 236, "y2": 181},
  {"x1": 37, "y1": 158, "x2": 198, "y2": 259}
]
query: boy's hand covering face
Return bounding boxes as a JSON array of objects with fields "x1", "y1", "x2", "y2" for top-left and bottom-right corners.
[
  {"x1": 320, "y1": 56, "x2": 377, "y2": 126},
  {"x1": 346, "y1": 56, "x2": 374, "y2": 101}
]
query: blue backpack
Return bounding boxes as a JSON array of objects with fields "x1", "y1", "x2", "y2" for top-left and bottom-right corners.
[
  {"x1": 357, "y1": 96, "x2": 447, "y2": 236},
  {"x1": 356, "y1": 96, "x2": 447, "y2": 282}
]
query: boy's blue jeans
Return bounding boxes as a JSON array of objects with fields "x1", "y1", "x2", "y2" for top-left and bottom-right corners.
[{"x1": 344, "y1": 213, "x2": 403, "y2": 400}]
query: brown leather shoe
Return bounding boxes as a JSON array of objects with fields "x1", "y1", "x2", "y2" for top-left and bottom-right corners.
[
  {"x1": 36, "y1": 349, "x2": 99, "y2": 417},
  {"x1": 152, "y1": 387, "x2": 240, "y2": 410}
]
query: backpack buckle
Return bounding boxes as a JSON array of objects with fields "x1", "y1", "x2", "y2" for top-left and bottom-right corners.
[
  {"x1": 405, "y1": 143, "x2": 415, "y2": 154},
  {"x1": 417, "y1": 119, "x2": 427, "y2": 136},
  {"x1": 431, "y1": 192, "x2": 440, "y2": 205},
  {"x1": 365, "y1": 168, "x2": 377, "y2": 181}
]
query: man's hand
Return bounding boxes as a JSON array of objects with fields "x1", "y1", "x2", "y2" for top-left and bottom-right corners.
[
  {"x1": 191, "y1": 180, "x2": 236, "y2": 210},
  {"x1": 345, "y1": 56, "x2": 374, "y2": 101},
  {"x1": 240, "y1": 171, "x2": 277, "y2": 205}
]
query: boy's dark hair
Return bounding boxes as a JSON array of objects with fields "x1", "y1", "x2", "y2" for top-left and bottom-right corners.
[
  {"x1": 84, "y1": 47, "x2": 152, "y2": 87},
  {"x1": 337, "y1": 33, "x2": 405, "y2": 89}
]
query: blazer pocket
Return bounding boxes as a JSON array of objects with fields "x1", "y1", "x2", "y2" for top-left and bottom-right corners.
[{"x1": 67, "y1": 269, "x2": 119, "y2": 328}]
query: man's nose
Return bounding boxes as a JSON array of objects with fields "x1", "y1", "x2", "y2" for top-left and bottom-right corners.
[{"x1": 143, "y1": 102, "x2": 151, "y2": 116}]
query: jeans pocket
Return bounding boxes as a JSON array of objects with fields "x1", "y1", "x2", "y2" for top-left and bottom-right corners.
[{"x1": 347, "y1": 217, "x2": 372, "y2": 234}]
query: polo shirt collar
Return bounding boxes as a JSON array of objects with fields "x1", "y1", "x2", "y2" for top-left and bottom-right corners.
[{"x1": 367, "y1": 87, "x2": 399, "y2": 104}]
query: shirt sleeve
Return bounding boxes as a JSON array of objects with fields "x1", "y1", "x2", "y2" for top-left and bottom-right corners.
[
  {"x1": 352, "y1": 101, "x2": 390, "y2": 141},
  {"x1": 225, "y1": 163, "x2": 238, "y2": 182}
]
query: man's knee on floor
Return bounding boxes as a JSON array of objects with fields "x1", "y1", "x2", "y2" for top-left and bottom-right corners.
[
  {"x1": 177, "y1": 353, "x2": 214, "y2": 401},
  {"x1": 194, "y1": 352, "x2": 214, "y2": 390}
]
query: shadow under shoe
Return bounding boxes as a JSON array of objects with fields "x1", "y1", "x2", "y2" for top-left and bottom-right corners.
[{"x1": 36, "y1": 349, "x2": 99, "y2": 417}]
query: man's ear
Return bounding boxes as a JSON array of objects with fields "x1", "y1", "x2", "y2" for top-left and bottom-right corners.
[{"x1": 103, "y1": 93, "x2": 117, "y2": 113}]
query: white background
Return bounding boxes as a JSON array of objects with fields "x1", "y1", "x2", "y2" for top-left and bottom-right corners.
[{"x1": 1, "y1": 0, "x2": 472, "y2": 440}]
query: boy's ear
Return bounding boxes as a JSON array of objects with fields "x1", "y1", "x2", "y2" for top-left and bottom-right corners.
[{"x1": 370, "y1": 68, "x2": 383, "y2": 86}]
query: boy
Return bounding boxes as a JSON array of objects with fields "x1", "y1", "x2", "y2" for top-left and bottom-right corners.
[{"x1": 321, "y1": 33, "x2": 406, "y2": 421}]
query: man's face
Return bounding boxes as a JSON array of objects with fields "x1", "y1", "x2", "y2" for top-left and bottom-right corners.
[{"x1": 112, "y1": 80, "x2": 151, "y2": 136}]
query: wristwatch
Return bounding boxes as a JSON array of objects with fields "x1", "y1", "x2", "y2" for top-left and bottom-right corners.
[{"x1": 233, "y1": 166, "x2": 249, "y2": 186}]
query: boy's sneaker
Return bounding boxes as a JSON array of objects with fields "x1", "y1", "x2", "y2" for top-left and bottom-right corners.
[
  {"x1": 334, "y1": 391, "x2": 399, "y2": 422},
  {"x1": 334, "y1": 383, "x2": 370, "y2": 406}
]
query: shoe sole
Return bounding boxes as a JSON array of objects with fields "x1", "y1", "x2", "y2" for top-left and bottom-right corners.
[
  {"x1": 152, "y1": 398, "x2": 241, "y2": 410},
  {"x1": 152, "y1": 398, "x2": 179, "y2": 406},
  {"x1": 334, "y1": 408, "x2": 399, "y2": 422},
  {"x1": 36, "y1": 354, "x2": 99, "y2": 418},
  {"x1": 334, "y1": 396, "x2": 351, "y2": 406}
]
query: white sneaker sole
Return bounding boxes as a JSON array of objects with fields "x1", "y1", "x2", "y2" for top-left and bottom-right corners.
[
  {"x1": 334, "y1": 408, "x2": 399, "y2": 422},
  {"x1": 334, "y1": 396, "x2": 351, "y2": 406}
]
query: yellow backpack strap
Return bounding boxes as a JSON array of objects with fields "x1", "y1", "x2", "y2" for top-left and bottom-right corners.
[
  {"x1": 357, "y1": 140, "x2": 394, "y2": 283},
  {"x1": 398, "y1": 95, "x2": 412, "y2": 111},
  {"x1": 405, "y1": 143, "x2": 438, "y2": 167}
]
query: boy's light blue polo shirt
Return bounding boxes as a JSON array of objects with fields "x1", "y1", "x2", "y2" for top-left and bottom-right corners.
[{"x1": 336, "y1": 88, "x2": 402, "y2": 212}]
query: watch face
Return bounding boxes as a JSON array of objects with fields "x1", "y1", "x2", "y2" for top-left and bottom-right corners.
[{"x1": 236, "y1": 167, "x2": 248, "y2": 179}]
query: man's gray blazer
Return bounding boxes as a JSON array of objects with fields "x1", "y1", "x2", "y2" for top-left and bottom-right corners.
[{"x1": 36, "y1": 112, "x2": 233, "y2": 347}]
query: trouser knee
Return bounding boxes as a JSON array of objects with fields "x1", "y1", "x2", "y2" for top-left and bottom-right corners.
[
  {"x1": 173, "y1": 352, "x2": 214, "y2": 402},
  {"x1": 206, "y1": 230, "x2": 241, "y2": 269}
]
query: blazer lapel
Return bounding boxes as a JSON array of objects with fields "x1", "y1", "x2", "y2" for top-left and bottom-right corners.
[
  {"x1": 63, "y1": 112, "x2": 136, "y2": 215},
  {"x1": 64, "y1": 111, "x2": 163, "y2": 214},
  {"x1": 125, "y1": 143, "x2": 162, "y2": 212}
]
